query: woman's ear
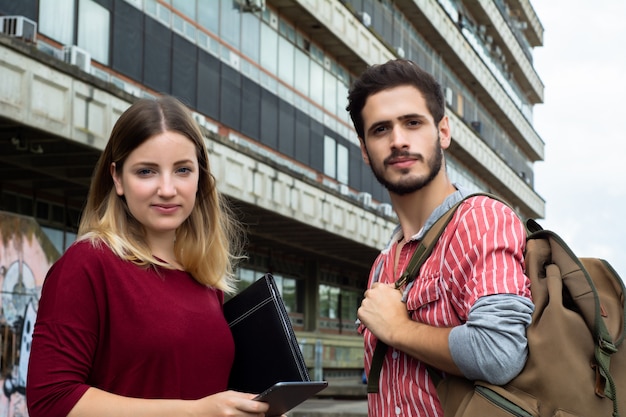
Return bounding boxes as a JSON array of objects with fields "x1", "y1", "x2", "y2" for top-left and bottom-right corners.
[{"x1": 111, "y1": 162, "x2": 124, "y2": 196}]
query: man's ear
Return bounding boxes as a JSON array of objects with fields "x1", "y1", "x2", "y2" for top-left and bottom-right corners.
[
  {"x1": 111, "y1": 162, "x2": 124, "y2": 196},
  {"x1": 438, "y1": 116, "x2": 452, "y2": 150},
  {"x1": 359, "y1": 138, "x2": 371, "y2": 165}
]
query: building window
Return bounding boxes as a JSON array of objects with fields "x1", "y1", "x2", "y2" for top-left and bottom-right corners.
[
  {"x1": 260, "y1": 22, "x2": 278, "y2": 76},
  {"x1": 78, "y1": 0, "x2": 110, "y2": 65},
  {"x1": 318, "y1": 284, "x2": 360, "y2": 334},
  {"x1": 234, "y1": 268, "x2": 303, "y2": 329},
  {"x1": 198, "y1": 0, "x2": 219, "y2": 35},
  {"x1": 278, "y1": 36, "x2": 295, "y2": 87},
  {"x1": 241, "y1": 11, "x2": 260, "y2": 64},
  {"x1": 309, "y1": 59, "x2": 324, "y2": 106},
  {"x1": 324, "y1": 136, "x2": 348, "y2": 184},
  {"x1": 39, "y1": 0, "x2": 75, "y2": 45},
  {"x1": 294, "y1": 48, "x2": 310, "y2": 96},
  {"x1": 272, "y1": 273, "x2": 298, "y2": 314},
  {"x1": 172, "y1": 0, "x2": 195, "y2": 20},
  {"x1": 323, "y1": 69, "x2": 337, "y2": 115},
  {"x1": 219, "y1": 0, "x2": 241, "y2": 49}
]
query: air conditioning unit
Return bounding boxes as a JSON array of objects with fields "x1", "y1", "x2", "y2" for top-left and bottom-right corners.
[
  {"x1": 445, "y1": 87, "x2": 454, "y2": 106},
  {"x1": 323, "y1": 56, "x2": 331, "y2": 70},
  {"x1": 235, "y1": 0, "x2": 265, "y2": 13},
  {"x1": 191, "y1": 111, "x2": 207, "y2": 128},
  {"x1": 357, "y1": 192, "x2": 372, "y2": 207},
  {"x1": 515, "y1": 21, "x2": 528, "y2": 31},
  {"x1": 338, "y1": 183, "x2": 350, "y2": 196},
  {"x1": 378, "y1": 203, "x2": 394, "y2": 217},
  {"x1": 63, "y1": 45, "x2": 91, "y2": 73},
  {"x1": 358, "y1": 11, "x2": 371, "y2": 28},
  {"x1": 90, "y1": 66, "x2": 110, "y2": 82},
  {"x1": 111, "y1": 76, "x2": 142, "y2": 97},
  {"x1": 0, "y1": 15, "x2": 37, "y2": 43},
  {"x1": 395, "y1": 46, "x2": 405, "y2": 58}
]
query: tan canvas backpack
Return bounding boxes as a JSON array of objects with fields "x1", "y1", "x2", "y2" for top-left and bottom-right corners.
[{"x1": 368, "y1": 194, "x2": 626, "y2": 416}]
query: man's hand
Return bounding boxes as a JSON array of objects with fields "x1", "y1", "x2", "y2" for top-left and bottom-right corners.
[
  {"x1": 357, "y1": 282, "x2": 411, "y2": 344},
  {"x1": 358, "y1": 283, "x2": 461, "y2": 376}
]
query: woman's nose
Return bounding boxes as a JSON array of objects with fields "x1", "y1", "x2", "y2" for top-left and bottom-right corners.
[{"x1": 158, "y1": 174, "x2": 177, "y2": 197}]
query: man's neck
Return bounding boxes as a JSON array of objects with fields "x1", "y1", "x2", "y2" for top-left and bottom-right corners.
[{"x1": 390, "y1": 177, "x2": 457, "y2": 241}]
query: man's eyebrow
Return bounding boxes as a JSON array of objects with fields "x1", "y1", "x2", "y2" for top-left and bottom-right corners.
[
  {"x1": 398, "y1": 113, "x2": 427, "y2": 121},
  {"x1": 366, "y1": 113, "x2": 427, "y2": 133}
]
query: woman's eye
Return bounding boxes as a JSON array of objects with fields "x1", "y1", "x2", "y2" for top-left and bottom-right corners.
[
  {"x1": 177, "y1": 167, "x2": 192, "y2": 174},
  {"x1": 137, "y1": 168, "x2": 153, "y2": 176}
]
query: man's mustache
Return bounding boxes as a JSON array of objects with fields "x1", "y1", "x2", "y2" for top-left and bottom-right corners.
[{"x1": 384, "y1": 150, "x2": 422, "y2": 166}]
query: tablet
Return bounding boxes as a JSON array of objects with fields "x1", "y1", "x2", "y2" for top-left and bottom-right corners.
[{"x1": 253, "y1": 381, "x2": 328, "y2": 416}]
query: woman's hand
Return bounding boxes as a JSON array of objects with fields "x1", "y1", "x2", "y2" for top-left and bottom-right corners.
[
  {"x1": 67, "y1": 387, "x2": 274, "y2": 417},
  {"x1": 191, "y1": 390, "x2": 270, "y2": 416}
]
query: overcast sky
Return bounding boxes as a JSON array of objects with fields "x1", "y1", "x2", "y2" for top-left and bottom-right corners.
[{"x1": 531, "y1": 1, "x2": 626, "y2": 279}]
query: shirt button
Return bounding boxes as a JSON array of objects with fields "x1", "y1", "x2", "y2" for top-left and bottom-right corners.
[
  {"x1": 395, "y1": 406, "x2": 401, "y2": 414},
  {"x1": 392, "y1": 351, "x2": 399, "y2": 359}
]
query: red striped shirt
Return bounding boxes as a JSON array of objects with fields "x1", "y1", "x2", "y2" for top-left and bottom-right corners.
[{"x1": 362, "y1": 196, "x2": 531, "y2": 416}]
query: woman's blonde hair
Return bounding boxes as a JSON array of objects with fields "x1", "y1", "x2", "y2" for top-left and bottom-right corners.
[{"x1": 78, "y1": 95, "x2": 243, "y2": 293}]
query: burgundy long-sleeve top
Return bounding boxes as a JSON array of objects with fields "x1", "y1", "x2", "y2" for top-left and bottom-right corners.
[{"x1": 26, "y1": 240, "x2": 235, "y2": 417}]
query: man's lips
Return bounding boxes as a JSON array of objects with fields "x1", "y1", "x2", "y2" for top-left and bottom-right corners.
[{"x1": 386, "y1": 157, "x2": 418, "y2": 168}]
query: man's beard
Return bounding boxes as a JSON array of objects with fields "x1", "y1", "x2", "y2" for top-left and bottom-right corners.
[{"x1": 367, "y1": 137, "x2": 443, "y2": 196}]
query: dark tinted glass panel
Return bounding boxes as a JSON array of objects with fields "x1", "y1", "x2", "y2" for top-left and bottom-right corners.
[
  {"x1": 241, "y1": 76, "x2": 261, "y2": 139},
  {"x1": 171, "y1": 34, "x2": 197, "y2": 106},
  {"x1": 143, "y1": 18, "x2": 171, "y2": 93},
  {"x1": 112, "y1": 1, "x2": 143, "y2": 80},
  {"x1": 309, "y1": 119, "x2": 324, "y2": 172},
  {"x1": 260, "y1": 89, "x2": 278, "y2": 149},
  {"x1": 0, "y1": 0, "x2": 36, "y2": 18},
  {"x1": 349, "y1": 149, "x2": 362, "y2": 190},
  {"x1": 220, "y1": 63, "x2": 241, "y2": 131},
  {"x1": 197, "y1": 51, "x2": 220, "y2": 119},
  {"x1": 278, "y1": 99, "x2": 295, "y2": 158},
  {"x1": 95, "y1": 0, "x2": 112, "y2": 9},
  {"x1": 294, "y1": 109, "x2": 310, "y2": 165}
]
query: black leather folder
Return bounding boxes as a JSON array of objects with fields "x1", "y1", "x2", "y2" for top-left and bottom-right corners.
[{"x1": 223, "y1": 273, "x2": 317, "y2": 394}]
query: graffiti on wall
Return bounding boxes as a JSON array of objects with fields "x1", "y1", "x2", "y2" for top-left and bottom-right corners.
[{"x1": 0, "y1": 211, "x2": 59, "y2": 417}]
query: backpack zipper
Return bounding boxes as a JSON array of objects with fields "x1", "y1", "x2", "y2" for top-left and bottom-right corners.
[{"x1": 474, "y1": 385, "x2": 533, "y2": 417}]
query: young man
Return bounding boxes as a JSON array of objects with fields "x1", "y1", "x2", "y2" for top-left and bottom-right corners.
[{"x1": 347, "y1": 59, "x2": 533, "y2": 416}]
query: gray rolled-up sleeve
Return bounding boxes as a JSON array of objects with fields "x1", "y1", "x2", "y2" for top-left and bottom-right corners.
[{"x1": 448, "y1": 294, "x2": 534, "y2": 385}]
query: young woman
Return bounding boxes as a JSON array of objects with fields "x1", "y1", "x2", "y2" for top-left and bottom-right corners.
[{"x1": 26, "y1": 96, "x2": 270, "y2": 417}]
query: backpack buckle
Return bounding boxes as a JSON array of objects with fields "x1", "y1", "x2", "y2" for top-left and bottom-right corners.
[
  {"x1": 395, "y1": 274, "x2": 408, "y2": 290},
  {"x1": 599, "y1": 339, "x2": 617, "y2": 354}
]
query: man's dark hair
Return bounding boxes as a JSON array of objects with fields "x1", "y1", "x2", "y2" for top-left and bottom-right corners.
[{"x1": 346, "y1": 59, "x2": 445, "y2": 139}]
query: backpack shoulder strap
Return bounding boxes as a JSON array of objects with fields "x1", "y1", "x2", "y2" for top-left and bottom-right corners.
[
  {"x1": 367, "y1": 192, "x2": 502, "y2": 393},
  {"x1": 396, "y1": 192, "x2": 504, "y2": 289}
]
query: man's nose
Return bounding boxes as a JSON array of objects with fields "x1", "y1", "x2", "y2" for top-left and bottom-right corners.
[{"x1": 389, "y1": 126, "x2": 409, "y2": 148}]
